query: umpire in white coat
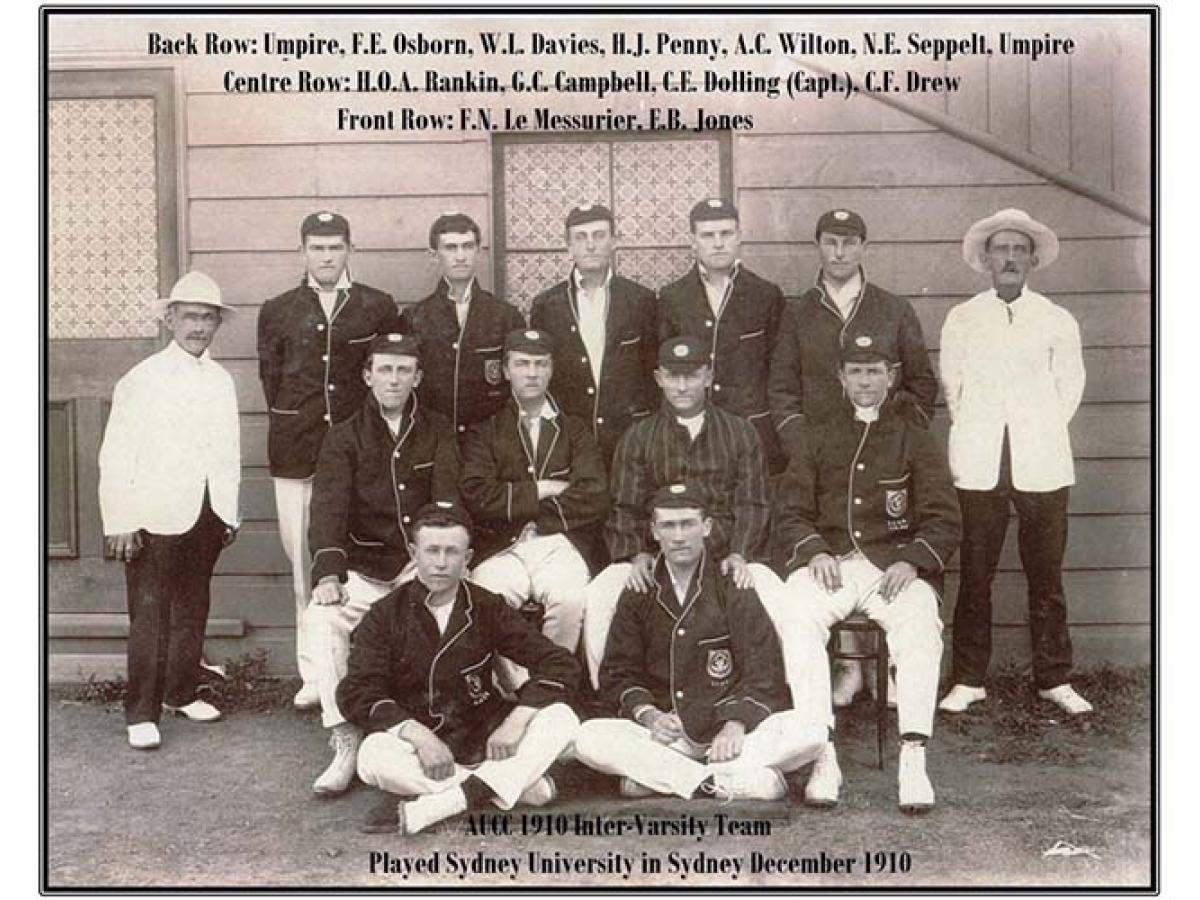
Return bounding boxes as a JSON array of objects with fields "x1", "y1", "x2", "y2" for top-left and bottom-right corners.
[
  {"x1": 98, "y1": 272, "x2": 241, "y2": 750},
  {"x1": 938, "y1": 208, "x2": 1091, "y2": 717}
]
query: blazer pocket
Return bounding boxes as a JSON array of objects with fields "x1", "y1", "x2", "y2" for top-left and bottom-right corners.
[
  {"x1": 697, "y1": 633, "x2": 732, "y2": 646},
  {"x1": 877, "y1": 473, "x2": 911, "y2": 487},
  {"x1": 349, "y1": 532, "x2": 385, "y2": 547},
  {"x1": 412, "y1": 460, "x2": 434, "y2": 470},
  {"x1": 347, "y1": 332, "x2": 378, "y2": 345},
  {"x1": 548, "y1": 467, "x2": 571, "y2": 478},
  {"x1": 459, "y1": 652, "x2": 494, "y2": 675},
  {"x1": 618, "y1": 335, "x2": 641, "y2": 346},
  {"x1": 473, "y1": 344, "x2": 503, "y2": 354},
  {"x1": 269, "y1": 407, "x2": 300, "y2": 415},
  {"x1": 738, "y1": 328, "x2": 766, "y2": 341}
]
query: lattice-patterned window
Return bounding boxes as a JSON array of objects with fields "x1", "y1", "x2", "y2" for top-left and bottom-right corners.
[
  {"x1": 495, "y1": 134, "x2": 731, "y2": 316},
  {"x1": 48, "y1": 70, "x2": 178, "y2": 339}
]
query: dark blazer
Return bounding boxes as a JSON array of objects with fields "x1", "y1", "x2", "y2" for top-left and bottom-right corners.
[
  {"x1": 308, "y1": 392, "x2": 459, "y2": 585},
  {"x1": 600, "y1": 552, "x2": 791, "y2": 745},
  {"x1": 257, "y1": 280, "x2": 403, "y2": 478},
  {"x1": 770, "y1": 401, "x2": 961, "y2": 588},
  {"x1": 657, "y1": 263, "x2": 786, "y2": 471},
  {"x1": 529, "y1": 271, "x2": 658, "y2": 466},
  {"x1": 402, "y1": 280, "x2": 525, "y2": 439},
  {"x1": 460, "y1": 397, "x2": 608, "y2": 573},
  {"x1": 336, "y1": 579, "x2": 580, "y2": 764},
  {"x1": 769, "y1": 277, "x2": 938, "y2": 463}
]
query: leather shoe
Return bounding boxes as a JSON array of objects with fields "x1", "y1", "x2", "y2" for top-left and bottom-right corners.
[
  {"x1": 938, "y1": 684, "x2": 987, "y2": 713},
  {"x1": 1038, "y1": 684, "x2": 1093, "y2": 715},
  {"x1": 127, "y1": 722, "x2": 161, "y2": 750},
  {"x1": 163, "y1": 700, "x2": 222, "y2": 722}
]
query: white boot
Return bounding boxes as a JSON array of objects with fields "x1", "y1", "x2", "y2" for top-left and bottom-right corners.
[
  {"x1": 713, "y1": 767, "x2": 788, "y2": 801},
  {"x1": 804, "y1": 742, "x2": 842, "y2": 808},
  {"x1": 938, "y1": 684, "x2": 987, "y2": 713},
  {"x1": 898, "y1": 741, "x2": 935, "y2": 814},
  {"x1": 313, "y1": 723, "x2": 361, "y2": 796}
]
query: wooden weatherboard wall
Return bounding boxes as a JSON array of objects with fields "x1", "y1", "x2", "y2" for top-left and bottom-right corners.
[{"x1": 47, "y1": 14, "x2": 1151, "y2": 679}]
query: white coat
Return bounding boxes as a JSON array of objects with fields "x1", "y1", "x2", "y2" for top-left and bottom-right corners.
[{"x1": 939, "y1": 287, "x2": 1085, "y2": 492}]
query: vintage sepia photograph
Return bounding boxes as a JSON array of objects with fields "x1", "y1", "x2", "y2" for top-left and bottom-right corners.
[{"x1": 42, "y1": 5, "x2": 1155, "y2": 891}]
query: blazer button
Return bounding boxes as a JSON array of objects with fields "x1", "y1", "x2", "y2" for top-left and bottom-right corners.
[
  {"x1": 328, "y1": 384, "x2": 336, "y2": 391},
  {"x1": 452, "y1": 342, "x2": 459, "y2": 350},
  {"x1": 854, "y1": 530, "x2": 862, "y2": 538},
  {"x1": 458, "y1": 425, "x2": 466, "y2": 433},
  {"x1": 675, "y1": 690, "x2": 683, "y2": 698},
  {"x1": 596, "y1": 416, "x2": 604, "y2": 425},
  {"x1": 394, "y1": 450, "x2": 401, "y2": 458},
  {"x1": 856, "y1": 463, "x2": 865, "y2": 471},
  {"x1": 317, "y1": 324, "x2": 325, "y2": 332},
  {"x1": 403, "y1": 515, "x2": 411, "y2": 524},
  {"x1": 677, "y1": 628, "x2": 685, "y2": 636},
  {"x1": 398, "y1": 484, "x2": 406, "y2": 491},
  {"x1": 322, "y1": 354, "x2": 329, "y2": 362},
  {"x1": 527, "y1": 466, "x2": 535, "y2": 474},
  {"x1": 586, "y1": 387, "x2": 595, "y2": 395},
  {"x1": 705, "y1": 320, "x2": 713, "y2": 327},
  {"x1": 854, "y1": 497, "x2": 862, "y2": 505},
  {"x1": 580, "y1": 356, "x2": 588, "y2": 363},
  {"x1": 713, "y1": 384, "x2": 722, "y2": 392},
  {"x1": 323, "y1": 414, "x2": 330, "y2": 422},
  {"x1": 570, "y1": 326, "x2": 577, "y2": 333}
]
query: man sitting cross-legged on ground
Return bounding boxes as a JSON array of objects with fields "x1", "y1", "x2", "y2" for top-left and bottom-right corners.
[
  {"x1": 303, "y1": 334, "x2": 459, "y2": 796},
  {"x1": 574, "y1": 483, "x2": 829, "y2": 801},
  {"x1": 758, "y1": 329, "x2": 960, "y2": 814},
  {"x1": 337, "y1": 501, "x2": 581, "y2": 835},
  {"x1": 581, "y1": 335, "x2": 770, "y2": 690}
]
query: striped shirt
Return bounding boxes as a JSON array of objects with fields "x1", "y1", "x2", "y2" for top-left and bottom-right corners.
[{"x1": 606, "y1": 402, "x2": 769, "y2": 561}]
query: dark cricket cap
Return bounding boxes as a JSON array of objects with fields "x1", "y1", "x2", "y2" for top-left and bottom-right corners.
[
  {"x1": 689, "y1": 198, "x2": 739, "y2": 227},
  {"x1": 815, "y1": 209, "x2": 867, "y2": 241},
  {"x1": 648, "y1": 482, "x2": 708, "y2": 514},
  {"x1": 565, "y1": 202, "x2": 614, "y2": 232},
  {"x1": 366, "y1": 333, "x2": 421, "y2": 362},
  {"x1": 657, "y1": 335, "x2": 711, "y2": 371},
  {"x1": 840, "y1": 332, "x2": 897, "y2": 365},
  {"x1": 504, "y1": 328, "x2": 554, "y2": 356},
  {"x1": 300, "y1": 210, "x2": 351, "y2": 241},
  {"x1": 411, "y1": 500, "x2": 473, "y2": 534}
]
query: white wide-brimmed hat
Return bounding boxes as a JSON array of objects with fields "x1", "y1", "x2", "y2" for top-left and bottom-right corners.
[
  {"x1": 155, "y1": 271, "x2": 234, "y2": 317},
  {"x1": 961, "y1": 208, "x2": 1059, "y2": 274}
]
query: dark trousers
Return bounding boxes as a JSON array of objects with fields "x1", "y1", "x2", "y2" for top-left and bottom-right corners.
[
  {"x1": 950, "y1": 437, "x2": 1073, "y2": 690},
  {"x1": 124, "y1": 495, "x2": 227, "y2": 724}
]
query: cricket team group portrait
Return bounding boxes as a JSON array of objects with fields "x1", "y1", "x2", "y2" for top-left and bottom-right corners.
[{"x1": 44, "y1": 9, "x2": 1154, "y2": 890}]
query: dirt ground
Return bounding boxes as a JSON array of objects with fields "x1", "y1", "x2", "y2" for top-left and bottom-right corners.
[{"x1": 44, "y1": 670, "x2": 1153, "y2": 891}]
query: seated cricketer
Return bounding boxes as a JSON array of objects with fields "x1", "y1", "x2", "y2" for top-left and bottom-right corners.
[
  {"x1": 759, "y1": 330, "x2": 960, "y2": 813},
  {"x1": 461, "y1": 328, "x2": 609, "y2": 678},
  {"x1": 574, "y1": 483, "x2": 830, "y2": 801},
  {"x1": 581, "y1": 335, "x2": 769, "y2": 689},
  {"x1": 337, "y1": 502, "x2": 582, "y2": 836},
  {"x1": 303, "y1": 333, "x2": 459, "y2": 796}
]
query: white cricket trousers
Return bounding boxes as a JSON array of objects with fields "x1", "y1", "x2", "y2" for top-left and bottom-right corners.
[
  {"x1": 757, "y1": 558, "x2": 943, "y2": 737},
  {"x1": 302, "y1": 566, "x2": 414, "y2": 729},
  {"x1": 573, "y1": 711, "x2": 827, "y2": 799},
  {"x1": 273, "y1": 477, "x2": 316, "y2": 688},
  {"x1": 356, "y1": 703, "x2": 580, "y2": 809},
  {"x1": 580, "y1": 562, "x2": 633, "y2": 690}
]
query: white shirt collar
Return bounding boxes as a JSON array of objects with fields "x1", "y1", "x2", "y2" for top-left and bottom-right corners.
[
  {"x1": 443, "y1": 276, "x2": 475, "y2": 304},
  {"x1": 697, "y1": 259, "x2": 740, "y2": 286},
  {"x1": 519, "y1": 399, "x2": 558, "y2": 422},
  {"x1": 853, "y1": 403, "x2": 881, "y2": 423},
  {"x1": 165, "y1": 339, "x2": 212, "y2": 367},
  {"x1": 306, "y1": 270, "x2": 352, "y2": 293},
  {"x1": 573, "y1": 266, "x2": 613, "y2": 292}
]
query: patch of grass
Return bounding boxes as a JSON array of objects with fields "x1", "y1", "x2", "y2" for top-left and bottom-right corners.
[
  {"x1": 933, "y1": 662, "x2": 1151, "y2": 764},
  {"x1": 53, "y1": 650, "x2": 301, "y2": 714}
]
